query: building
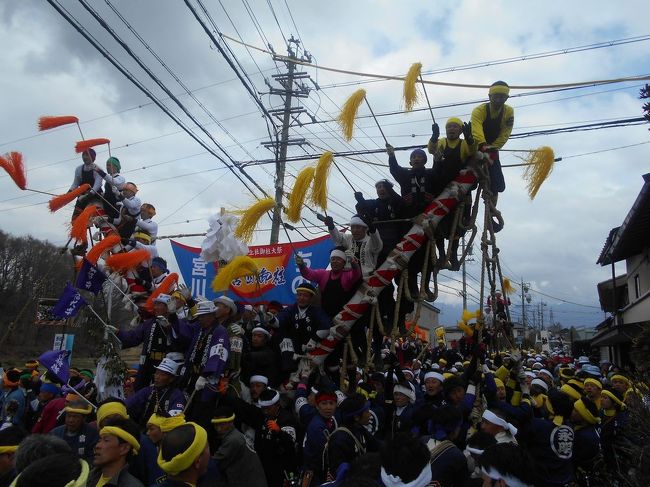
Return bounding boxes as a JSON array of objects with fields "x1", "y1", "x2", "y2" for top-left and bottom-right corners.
[{"x1": 593, "y1": 173, "x2": 650, "y2": 366}]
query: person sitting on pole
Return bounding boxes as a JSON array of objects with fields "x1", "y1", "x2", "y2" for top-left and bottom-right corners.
[
  {"x1": 428, "y1": 117, "x2": 477, "y2": 271},
  {"x1": 323, "y1": 214, "x2": 382, "y2": 278},
  {"x1": 93, "y1": 156, "x2": 125, "y2": 219}
]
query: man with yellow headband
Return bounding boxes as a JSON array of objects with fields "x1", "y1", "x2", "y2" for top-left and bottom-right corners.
[
  {"x1": 471, "y1": 81, "x2": 514, "y2": 217},
  {"x1": 0, "y1": 426, "x2": 25, "y2": 487},
  {"x1": 88, "y1": 417, "x2": 143, "y2": 487},
  {"x1": 211, "y1": 406, "x2": 267, "y2": 487},
  {"x1": 570, "y1": 397, "x2": 601, "y2": 474},
  {"x1": 51, "y1": 399, "x2": 99, "y2": 463},
  {"x1": 428, "y1": 116, "x2": 477, "y2": 270},
  {"x1": 156, "y1": 422, "x2": 210, "y2": 487},
  {"x1": 146, "y1": 412, "x2": 186, "y2": 447}
]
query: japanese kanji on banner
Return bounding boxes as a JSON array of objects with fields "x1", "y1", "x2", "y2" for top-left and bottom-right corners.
[{"x1": 170, "y1": 235, "x2": 333, "y2": 304}]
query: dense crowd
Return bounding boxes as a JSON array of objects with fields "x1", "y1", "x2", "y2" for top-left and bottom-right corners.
[{"x1": 0, "y1": 80, "x2": 643, "y2": 486}]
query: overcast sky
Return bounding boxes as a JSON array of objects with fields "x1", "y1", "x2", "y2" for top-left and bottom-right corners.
[{"x1": 1, "y1": 1, "x2": 648, "y2": 329}]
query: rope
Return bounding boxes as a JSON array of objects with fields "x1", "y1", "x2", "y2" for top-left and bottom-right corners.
[{"x1": 221, "y1": 34, "x2": 650, "y2": 90}]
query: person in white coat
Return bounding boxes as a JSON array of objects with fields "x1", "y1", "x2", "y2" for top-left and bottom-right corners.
[{"x1": 325, "y1": 214, "x2": 382, "y2": 278}]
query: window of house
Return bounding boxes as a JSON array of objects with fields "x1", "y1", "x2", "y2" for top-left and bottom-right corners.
[{"x1": 635, "y1": 274, "x2": 641, "y2": 299}]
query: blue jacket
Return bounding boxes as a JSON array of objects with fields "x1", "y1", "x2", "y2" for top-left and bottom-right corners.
[
  {"x1": 126, "y1": 385, "x2": 186, "y2": 426},
  {"x1": 521, "y1": 418, "x2": 574, "y2": 486},
  {"x1": 573, "y1": 424, "x2": 600, "y2": 470},
  {"x1": 0, "y1": 388, "x2": 25, "y2": 426},
  {"x1": 303, "y1": 413, "x2": 337, "y2": 484},
  {"x1": 51, "y1": 423, "x2": 99, "y2": 463}
]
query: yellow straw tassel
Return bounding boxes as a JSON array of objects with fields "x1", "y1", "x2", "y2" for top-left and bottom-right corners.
[
  {"x1": 310, "y1": 152, "x2": 333, "y2": 210},
  {"x1": 520, "y1": 146, "x2": 555, "y2": 200},
  {"x1": 503, "y1": 278, "x2": 516, "y2": 295},
  {"x1": 462, "y1": 309, "x2": 480, "y2": 323},
  {"x1": 337, "y1": 89, "x2": 366, "y2": 141},
  {"x1": 458, "y1": 321, "x2": 474, "y2": 337},
  {"x1": 287, "y1": 166, "x2": 315, "y2": 223},
  {"x1": 234, "y1": 197, "x2": 276, "y2": 243},
  {"x1": 403, "y1": 62, "x2": 422, "y2": 111},
  {"x1": 212, "y1": 256, "x2": 258, "y2": 292}
]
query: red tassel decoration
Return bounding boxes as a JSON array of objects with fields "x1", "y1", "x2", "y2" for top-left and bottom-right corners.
[
  {"x1": 69, "y1": 205, "x2": 98, "y2": 243},
  {"x1": 105, "y1": 249, "x2": 151, "y2": 272},
  {"x1": 48, "y1": 184, "x2": 90, "y2": 212},
  {"x1": 0, "y1": 152, "x2": 27, "y2": 190},
  {"x1": 86, "y1": 234, "x2": 122, "y2": 265},
  {"x1": 75, "y1": 138, "x2": 110, "y2": 154},
  {"x1": 38, "y1": 115, "x2": 79, "y2": 131},
  {"x1": 144, "y1": 273, "x2": 179, "y2": 311}
]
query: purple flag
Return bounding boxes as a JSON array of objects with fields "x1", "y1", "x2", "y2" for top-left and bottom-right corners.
[
  {"x1": 75, "y1": 259, "x2": 107, "y2": 295},
  {"x1": 51, "y1": 282, "x2": 87, "y2": 319},
  {"x1": 38, "y1": 349, "x2": 71, "y2": 383}
]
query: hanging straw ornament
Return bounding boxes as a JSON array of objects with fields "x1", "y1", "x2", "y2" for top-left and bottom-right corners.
[
  {"x1": 211, "y1": 255, "x2": 258, "y2": 292},
  {"x1": 502, "y1": 278, "x2": 516, "y2": 295},
  {"x1": 86, "y1": 234, "x2": 121, "y2": 265},
  {"x1": 403, "y1": 62, "x2": 422, "y2": 111},
  {"x1": 105, "y1": 249, "x2": 151, "y2": 272},
  {"x1": 310, "y1": 152, "x2": 333, "y2": 210},
  {"x1": 144, "y1": 273, "x2": 179, "y2": 311},
  {"x1": 38, "y1": 115, "x2": 79, "y2": 131},
  {"x1": 48, "y1": 184, "x2": 90, "y2": 212},
  {"x1": 75, "y1": 138, "x2": 110, "y2": 154},
  {"x1": 337, "y1": 89, "x2": 367, "y2": 141},
  {"x1": 520, "y1": 146, "x2": 555, "y2": 200},
  {"x1": 234, "y1": 197, "x2": 276, "y2": 243},
  {"x1": 69, "y1": 205, "x2": 98, "y2": 243},
  {"x1": 0, "y1": 152, "x2": 27, "y2": 190},
  {"x1": 286, "y1": 166, "x2": 315, "y2": 223}
]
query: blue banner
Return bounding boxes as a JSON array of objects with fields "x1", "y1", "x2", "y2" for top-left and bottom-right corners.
[
  {"x1": 170, "y1": 236, "x2": 333, "y2": 305},
  {"x1": 75, "y1": 259, "x2": 107, "y2": 295},
  {"x1": 51, "y1": 282, "x2": 87, "y2": 319},
  {"x1": 39, "y1": 349, "x2": 71, "y2": 384}
]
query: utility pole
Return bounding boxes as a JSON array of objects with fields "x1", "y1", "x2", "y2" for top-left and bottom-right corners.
[
  {"x1": 460, "y1": 237, "x2": 474, "y2": 310},
  {"x1": 520, "y1": 279, "x2": 530, "y2": 345},
  {"x1": 264, "y1": 37, "x2": 314, "y2": 244}
]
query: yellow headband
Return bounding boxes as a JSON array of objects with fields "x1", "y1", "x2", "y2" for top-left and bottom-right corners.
[
  {"x1": 583, "y1": 378, "x2": 602, "y2": 389},
  {"x1": 446, "y1": 117, "x2": 463, "y2": 127},
  {"x1": 601, "y1": 390, "x2": 626, "y2": 409},
  {"x1": 494, "y1": 378, "x2": 505, "y2": 389},
  {"x1": 97, "y1": 402, "x2": 129, "y2": 426},
  {"x1": 568, "y1": 379, "x2": 584, "y2": 389},
  {"x1": 574, "y1": 399, "x2": 600, "y2": 425},
  {"x1": 64, "y1": 459, "x2": 90, "y2": 487},
  {"x1": 560, "y1": 384, "x2": 581, "y2": 401},
  {"x1": 133, "y1": 232, "x2": 152, "y2": 243},
  {"x1": 148, "y1": 413, "x2": 187, "y2": 433},
  {"x1": 211, "y1": 414, "x2": 235, "y2": 424},
  {"x1": 489, "y1": 84, "x2": 510, "y2": 96},
  {"x1": 0, "y1": 446, "x2": 18, "y2": 454},
  {"x1": 157, "y1": 422, "x2": 208, "y2": 476},
  {"x1": 100, "y1": 426, "x2": 140, "y2": 455},
  {"x1": 611, "y1": 374, "x2": 630, "y2": 385},
  {"x1": 65, "y1": 405, "x2": 93, "y2": 415}
]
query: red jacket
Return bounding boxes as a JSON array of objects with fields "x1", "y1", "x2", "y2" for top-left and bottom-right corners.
[{"x1": 32, "y1": 397, "x2": 66, "y2": 434}]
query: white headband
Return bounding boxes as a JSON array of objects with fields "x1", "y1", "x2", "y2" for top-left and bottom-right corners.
[
  {"x1": 330, "y1": 249, "x2": 347, "y2": 261},
  {"x1": 250, "y1": 375, "x2": 269, "y2": 385},
  {"x1": 466, "y1": 446, "x2": 485, "y2": 456},
  {"x1": 480, "y1": 467, "x2": 534, "y2": 487},
  {"x1": 538, "y1": 369, "x2": 553, "y2": 379},
  {"x1": 482, "y1": 410, "x2": 518, "y2": 436},
  {"x1": 380, "y1": 463, "x2": 432, "y2": 487},
  {"x1": 251, "y1": 327, "x2": 270, "y2": 337},
  {"x1": 393, "y1": 383, "x2": 416, "y2": 404},
  {"x1": 257, "y1": 390, "x2": 280, "y2": 407},
  {"x1": 349, "y1": 216, "x2": 368, "y2": 227},
  {"x1": 424, "y1": 371, "x2": 445, "y2": 383},
  {"x1": 531, "y1": 378, "x2": 549, "y2": 391}
]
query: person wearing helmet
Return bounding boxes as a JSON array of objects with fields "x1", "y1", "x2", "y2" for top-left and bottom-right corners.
[
  {"x1": 93, "y1": 156, "x2": 126, "y2": 219},
  {"x1": 135, "y1": 203, "x2": 158, "y2": 243},
  {"x1": 106, "y1": 181, "x2": 142, "y2": 241}
]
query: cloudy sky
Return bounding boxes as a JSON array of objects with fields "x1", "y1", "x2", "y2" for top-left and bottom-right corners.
[{"x1": 1, "y1": 1, "x2": 648, "y2": 328}]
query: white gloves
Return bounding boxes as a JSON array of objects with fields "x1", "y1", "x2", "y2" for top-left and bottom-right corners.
[
  {"x1": 156, "y1": 316, "x2": 170, "y2": 328},
  {"x1": 195, "y1": 376, "x2": 207, "y2": 391},
  {"x1": 228, "y1": 323, "x2": 244, "y2": 336},
  {"x1": 105, "y1": 325, "x2": 119, "y2": 334},
  {"x1": 177, "y1": 283, "x2": 192, "y2": 300}
]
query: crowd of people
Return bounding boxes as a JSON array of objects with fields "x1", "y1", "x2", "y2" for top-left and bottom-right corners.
[{"x1": 0, "y1": 80, "x2": 642, "y2": 486}]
